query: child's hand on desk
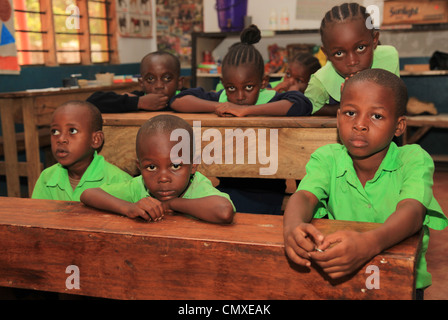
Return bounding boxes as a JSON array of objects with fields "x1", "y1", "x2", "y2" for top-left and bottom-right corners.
[
  {"x1": 215, "y1": 102, "x2": 248, "y2": 117},
  {"x1": 284, "y1": 223, "x2": 325, "y2": 268},
  {"x1": 125, "y1": 197, "x2": 165, "y2": 221},
  {"x1": 138, "y1": 93, "x2": 169, "y2": 111},
  {"x1": 309, "y1": 230, "x2": 374, "y2": 279}
]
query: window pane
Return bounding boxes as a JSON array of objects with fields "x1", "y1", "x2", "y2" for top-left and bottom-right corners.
[
  {"x1": 88, "y1": 0, "x2": 109, "y2": 63},
  {"x1": 57, "y1": 51, "x2": 81, "y2": 64},
  {"x1": 88, "y1": 1, "x2": 106, "y2": 17},
  {"x1": 53, "y1": 0, "x2": 80, "y2": 64},
  {"x1": 90, "y1": 35, "x2": 109, "y2": 63},
  {"x1": 13, "y1": 0, "x2": 44, "y2": 65}
]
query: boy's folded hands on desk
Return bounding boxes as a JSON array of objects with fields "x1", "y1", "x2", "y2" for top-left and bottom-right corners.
[{"x1": 284, "y1": 223, "x2": 377, "y2": 279}]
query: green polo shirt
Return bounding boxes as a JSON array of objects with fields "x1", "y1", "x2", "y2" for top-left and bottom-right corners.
[
  {"x1": 305, "y1": 45, "x2": 400, "y2": 114},
  {"x1": 31, "y1": 152, "x2": 132, "y2": 201},
  {"x1": 218, "y1": 88, "x2": 276, "y2": 105},
  {"x1": 297, "y1": 142, "x2": 447, "y2": 289},
  {"x1": 100, "y1": 171, "x2": 236, "y2": 211}
]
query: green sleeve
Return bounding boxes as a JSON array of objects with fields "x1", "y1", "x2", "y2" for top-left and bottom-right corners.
[{"x1": 304, "y1": 75, "x2": 330, "y2": 114}]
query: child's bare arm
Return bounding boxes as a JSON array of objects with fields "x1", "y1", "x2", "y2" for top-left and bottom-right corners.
[
  {"x1": 164, "y1": 196, "x2": 234, "y2": 224},
  {"x1": 283, "y1": 190, "x2": 324, "y2": 267},
  {"x1": 80, "y1": 188, "x2": 162, "y2": 221},
  {"x1": 215, "y1": 100, "x2": 294, "y2": 117},
  {"x1": 170, "y1": 95, "x2": 220, "y2": 113},
  {"x1": 311, "y1": 198, "x2": 426, "y2": 278}
]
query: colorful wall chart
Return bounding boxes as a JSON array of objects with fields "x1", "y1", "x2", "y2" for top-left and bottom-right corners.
[{"x1": 0, "y1": 0, "x2": 20, "y2": 74}]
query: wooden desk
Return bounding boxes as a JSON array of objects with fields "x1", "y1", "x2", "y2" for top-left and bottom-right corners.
[
  {"x1": 101, "y1": 112, "x2": 339, "y2": 180},
  {"x1": 0, "y1": 197, "x2": 421, "y2": 300},
  {"x1": 403, "y1": 114, "x2": 448, "y2": 162},
  {"x1": 0, "y1": 83, "x2": 140, "y2": 197}
]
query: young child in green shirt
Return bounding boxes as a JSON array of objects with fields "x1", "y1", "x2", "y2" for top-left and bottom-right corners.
[
  {"x1": 31, "y1": 100, "x2": 132, "y2": 201},
  {"x1": 283, "y1": 69, "x2": 447, "y2": 299},
  {"x1": 80, "y1": 114, "x2": 235, "y2": 224},
  {"x1": 306, "y1": 2, "x2": 400, "y2": 116}
]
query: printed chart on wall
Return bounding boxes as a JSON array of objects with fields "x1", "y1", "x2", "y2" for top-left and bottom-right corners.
[
  {"x1": 156, "y1": 0, "x2": 203, "y2": 67},
  {"x1": 0, "y1": 0, "x2": 20, "y2": 74},
  {"x1": 116, "y1": 0, "x2": 152, "y2": 38}
]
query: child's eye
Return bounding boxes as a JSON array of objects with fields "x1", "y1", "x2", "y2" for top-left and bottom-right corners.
[
  {"x1": 245, "y1": 85, "x2": 254, "y2": 91},
  {"x1": 69, "y1": 128, "x2": 78, "y2": 134},
  {"x1": 226, "y1": 86, "x2": 236, "y2": 92},
  {"x1": 144, "y1": 76, "x2": 155, "y2": 83},
  {"x1": 372, "y1": 114, "x2": 383, "y2": 120},
  {"x1": 357, "y1": 45, "x2": 366, "y2": 53},
  {"x1": 334, "y1": 51, "x2": 344, "y2": 57},
  {"x1": 162, "y1": 75, "x2": 173, "y2": 82},
  {"x1": 345, "y1": 111, "x2": 356, "y2": 117},
  {"x1": 171, "y1": 163, "x2": 182, "y2": 170},
  {"x1": 51, "y1": 129, "x2": 60, "y2": 136},
  {"x1": 146, "y1": 164, "x2": 157, "y2": 171}
]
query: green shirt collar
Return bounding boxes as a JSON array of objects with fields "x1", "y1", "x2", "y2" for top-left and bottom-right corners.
[
  {"x1": 336, "y1": 142, "x2": 402, "y2": 182},
  {"x1": 46, "y1": 151, "x2": 105, "y2": 189}
]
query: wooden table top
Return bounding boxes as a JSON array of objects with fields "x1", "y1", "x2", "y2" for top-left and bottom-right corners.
[
  {"x1": 102, "y1": 111, "x2": 338, "y2": 128},
  {"x1": 0, "y1": 197, "x2": 420, "y2": 257}
]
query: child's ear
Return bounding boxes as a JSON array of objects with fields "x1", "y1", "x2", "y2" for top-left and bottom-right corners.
[
  {"x1": 138, "y1": 77, "x2": 145, "y2": 91},
  {"x1": 91, "y1": 131, "x2": 104, "y2": 149},
  {"x1": 394, "y1": 116, "x2": 407, "y2": 137},
  {"x1": 321, "y1": 46, "x2": 329, "y2": 60},
  {"x1": 177, "y1": 76, "x2": 184, "y2": 90},
  {"x1": 372, "y1": 31, "x2": 379, "y2": 50},
  {"x1": 190, "y1": 163, "x2": 198, "y2": 174},
  {"x1": 261, "y1": 74, "x2": 270, "y2": 89}
]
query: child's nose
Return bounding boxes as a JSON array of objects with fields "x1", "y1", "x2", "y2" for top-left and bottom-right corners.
[
  {"x1": 157, "y1": 169, "x2": 171, "y2": 183},
  {"x1": 236, "y1": 90, "x2": 245, "y2": 101},
  {"x1": 56, "y1": 133, "x2": 68, "y2": 143},
  {"x1": 354, "y1": 118, "x2": 368, "y2": 131},
  {"x1": 347, "y1": 52, "x2": 359, "y2": 66}
]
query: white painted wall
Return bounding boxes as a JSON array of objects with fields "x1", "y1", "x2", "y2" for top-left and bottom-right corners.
[{"x1": 116, "y1": 0, "x2": 448, "y2": 63}]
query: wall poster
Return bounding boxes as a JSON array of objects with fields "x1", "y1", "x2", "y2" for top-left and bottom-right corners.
[
  {"x1": 116, "y1": 0, "x2": 153, "y2": 38},
  {"x1": 156, "y1": 0, "x2": 203, "y2": 67}
]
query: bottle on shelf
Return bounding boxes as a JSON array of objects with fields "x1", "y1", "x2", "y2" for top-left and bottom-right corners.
[
  {"x1": 269, "y1": 9, "x2": 277, "y2": 30},
  {"x1": 280, "y1": 7, "x2": 289, "y2": 30}
]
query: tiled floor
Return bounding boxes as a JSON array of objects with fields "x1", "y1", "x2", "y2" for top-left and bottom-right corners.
[{"x1": 424, "y1": 167, "x2": 448, "y2": 300}]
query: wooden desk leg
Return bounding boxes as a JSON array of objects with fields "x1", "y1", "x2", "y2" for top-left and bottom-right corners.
[
  {"x1": 0, "y1": 99, "x2": 21, "y2": 197},
  {"x1": 22, "y1": 98, "x2": 42, "y2": 197}
]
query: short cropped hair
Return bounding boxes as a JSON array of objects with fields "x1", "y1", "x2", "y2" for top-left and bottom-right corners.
[
  {"x1": 136, "y1": 114, "x2": 194, "y2": 159},
  {"x1": 342, "y1": 68, "x2": 408, "y2": 117},
  {"x1": 58, "y1": 100, "x2": 103, "y2": 132},
  {"x1": 140, "y1": 51, "x2": 181, "y2": 75}
]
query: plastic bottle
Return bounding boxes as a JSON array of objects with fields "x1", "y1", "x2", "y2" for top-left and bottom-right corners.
[
  {"x1": 269, "y1": 9, "x2": 277, "y2": 30},
  {"x1": 280, "y1": 7, "x2": 289, "y2": 30}
]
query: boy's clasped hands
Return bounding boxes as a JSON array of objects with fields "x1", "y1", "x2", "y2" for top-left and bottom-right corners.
[
  {"x1": 120, "y1": 196, "x2": 174, "y2": 222},
  {"x1": 284, "y1": 223, "x2": 376, "y2": 279}
]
